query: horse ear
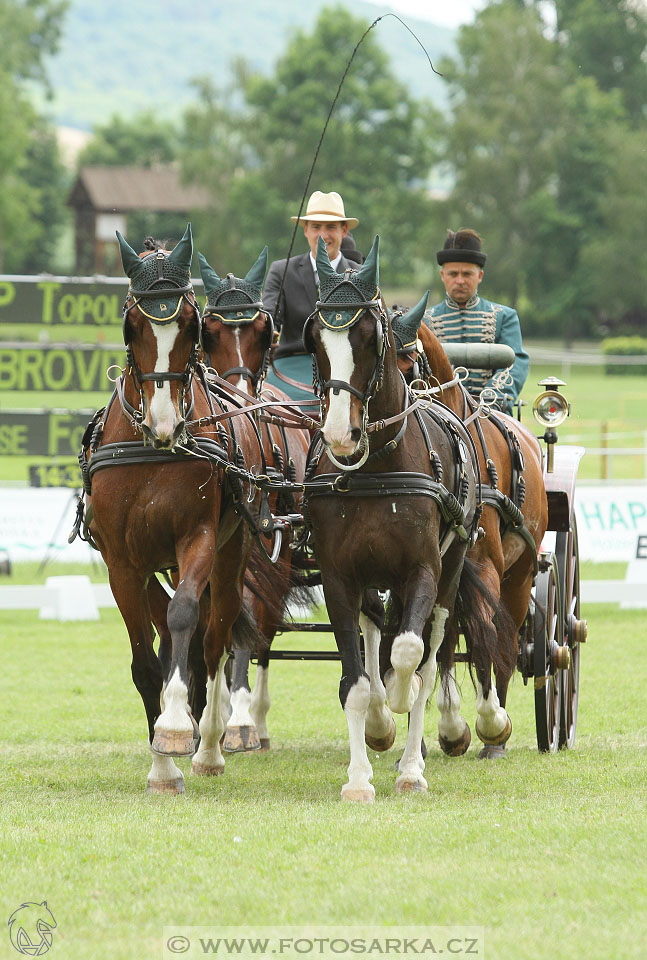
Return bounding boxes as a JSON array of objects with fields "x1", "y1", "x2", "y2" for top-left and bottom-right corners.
[
  {"x1": 356, "y1": 235, "x2": 380, "y2": 288},
  {"x1": 403, "y1": 291, "x2": 429, "y2": 329},
  {"x1": 198, "y1": 252, "x2": 221, "y2": 298},
  {"x1": 116, "y1": 231, "x2": 142, "y2": 278},
  {"x1": 168, "y1": 223, "x2": 193, "y2": 270},
  {"x1": 244, "y1": 246, "x2": 268, "y2": 287},
  {"x1": 315, "y1": 235, "x2": 337, "y2": 281}
]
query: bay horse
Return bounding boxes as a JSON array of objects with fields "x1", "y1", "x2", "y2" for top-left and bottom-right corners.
[
  {"x1": 84, "y1": 224, "x2": 267, "y2": 794},
  {"x1": 392, "y1": 312, "x2": 548, "y2": 757},
  {"x1": 198, "y1": 248, "x2": 309, "y2": 752},
  {"x1": 303, "y1": 236, "x2": 512, "y2": 800}
]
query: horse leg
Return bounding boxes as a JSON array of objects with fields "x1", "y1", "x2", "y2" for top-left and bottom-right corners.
[
  {"x1": 396, "y1": 605, "x2": 449, "y2": 793},
  {"x1": 385, "y1": 567, "x2": 438, "y2": 714},
  {"x1": 107, "y1": 568, "x2": 184, "y2": 793},
  {"x1": 192, "y1": 536, "x2": 248, "y2": 776},
  {"x1": 250, "y1": 645, "x2": 271, "y2": 750},
  {"x1": 360, "y1": 612, "x2": 396, "y2": 752},
  {"x1": 324, "y1": 576, "x2": 374, "y2": 803},
  {"x1": 437, "y1": 666, "x2": 472, "y2": 757},
  {"x1": 191, "y1": 655, "x2": 228, "y2": 776},
  {"x1": 152, "y1": 540, "x2": 215, "y2": 758},
  {"x1": 222, "y1": 646, "x2": 261, "y2": 753}
]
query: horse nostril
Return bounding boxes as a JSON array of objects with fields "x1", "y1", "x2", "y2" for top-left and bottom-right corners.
[{"x1": 350, "y1": 427, "x2": 361, "y2": 443}]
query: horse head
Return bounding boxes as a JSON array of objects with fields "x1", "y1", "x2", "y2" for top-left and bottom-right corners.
[
  {"x1": 198, "y1": 247, "x2": 272, "y2": 394},
  {"x1": 303, "y1": 235, "x2": 393, "y2": 459},
  {"x1": 117, "y1": 224, "x2": 200, "y2": 449}
]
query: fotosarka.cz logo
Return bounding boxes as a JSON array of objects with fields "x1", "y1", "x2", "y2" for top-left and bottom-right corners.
[
  {"x1": 7, "y1": 902, "x2": 57, "y2": 956},
  {"x1": 162, "y1": 925, "x2": 485, "y2": 958}
]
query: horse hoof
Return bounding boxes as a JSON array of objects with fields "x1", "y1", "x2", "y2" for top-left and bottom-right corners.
[
  {"x1": 258, "y1": 738, "x2": 271, "y2": 752},
  {"x1": 438, "y1": 723, "x2": 471, "y2": 757},
  {"x1": 395, "y1": 777, "x2": 427, "y2": 795},
  {"x1": 478, "y1": 744, "x2": 507, "y2": 760},
  {"x1": 475, "y1": 713, "x2": 512, "y2": 747},
  {"x1": 191, "y1": 760, "x2": 225, "y2": 776},
  {"x1": 341, "y1": 785, "x2": 375, "y2": 804},
  {"x1": 222, "y1": 725, "x2": 261, "y2": 753},
  {"x1": 152, "y1": 729, "x2": 196, "y2": 757},
  {"x1": 146, "y1": 777, "x2": 185, "y2": 795},
  {"x1": 365, "y1": 716, "x2": 397, "y2": 752}
]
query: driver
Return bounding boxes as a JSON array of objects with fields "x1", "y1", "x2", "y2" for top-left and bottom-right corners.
[{"x1": 262, "y1": 190, "x2": 361, "y2": 402}]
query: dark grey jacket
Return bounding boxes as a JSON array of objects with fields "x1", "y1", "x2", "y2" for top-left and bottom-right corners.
[{"x1": 263, "y1": 252, "x2": 359, "y2": 359}]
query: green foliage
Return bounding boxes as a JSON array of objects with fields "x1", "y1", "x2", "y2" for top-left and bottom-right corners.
[
  {"x1": 440, "y1": 0, "x2": 646, "y2": 338},
  {"x1": 180, "y1": 7, "x2": 443, "y2": 285},
  {"x1": 0, "y1": 0, "x2": 68, "y2": 272},
  {"x1": 552, "y1": 0, "x2": 647, "y2": 122},
  {"x1": 78, "y1": 112, "x2": 180, "y2": 167},
  {"x1": 601, "y1": 336, "x2": 647, "y2": 375}
]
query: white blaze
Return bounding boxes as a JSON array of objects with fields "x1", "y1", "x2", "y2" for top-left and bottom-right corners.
[
  {"x1": 320, "y1": 327, "x2": 355, "y2": 451},
  {"x1": 148, "y1": 323, "x2": 181, "y2": 438},
  {"x1": 233, "y1": 328, "x2": 248, "y2": 392}
]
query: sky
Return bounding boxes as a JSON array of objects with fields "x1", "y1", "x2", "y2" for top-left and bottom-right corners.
[{"x1": 378, "y1": 0, "x2": 487, "y2": 27}]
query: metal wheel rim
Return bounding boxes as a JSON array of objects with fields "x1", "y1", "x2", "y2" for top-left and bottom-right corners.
[
  {"x1": 534, "y1": 553, "x2": 563, "y2": 753},
  {"x1": 557, "y1": 518, "x2": 581, "y2": 749}
]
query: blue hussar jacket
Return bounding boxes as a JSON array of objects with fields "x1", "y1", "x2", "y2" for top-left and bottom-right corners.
[{"x1": 423, "y1": 294, "x2": 529, "y2": 406}]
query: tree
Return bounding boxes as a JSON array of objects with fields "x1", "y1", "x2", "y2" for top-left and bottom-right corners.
[
  {"x1": 78, "y1": 112, "x2": 180, "y2": 167},
  {"x1": 2, "y1": 117, "x2": 70, "y2": 274},
  {"x1": 440, "y1": 3, "x2": 567, "y2": 309},
  {"x1": 180, "y1": 7, "x2": 443, "y2": 285},
  {"x1": 551, "y1": 0, "x2": 647, "y2": 123},
  {"x1": 439, "y1": 0, "x2": 643, "y2": 337},
  {"x1": 0, "y1": 0, "x2": 67, "y2": 272}
]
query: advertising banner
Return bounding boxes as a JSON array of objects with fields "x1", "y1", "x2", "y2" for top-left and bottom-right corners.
[
  {"x1": 0, "y1": 274, "x2": 203, "y2": 326},
  {"x1": 0, "y1": 345, "x2": 125, "y2": 392},
  {"x1": 574, "y1": 484, "x2": 647, "y2": 562},
  {"x1": 0, "y1": 411, "x2": 95, "y2": 456}
]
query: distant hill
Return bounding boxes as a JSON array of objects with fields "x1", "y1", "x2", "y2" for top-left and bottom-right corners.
[{"x1": 39, "y1": 0, "x2": 456, "y2": 132}]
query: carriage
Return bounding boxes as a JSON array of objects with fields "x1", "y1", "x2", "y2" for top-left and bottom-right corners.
[{"x1": 72, "y1": 226, "x2": 586, "y2": 799}]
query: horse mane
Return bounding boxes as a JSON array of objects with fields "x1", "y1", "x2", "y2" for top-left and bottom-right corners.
[
  {"x1": 140, "y1": 236, "x2": 170, "y2": 257},
  {"x1": 416, "y1": 322, "x2": 463, "y2": 415}
]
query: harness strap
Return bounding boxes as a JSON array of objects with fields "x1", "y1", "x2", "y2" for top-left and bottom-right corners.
[
  {"x1": 304, "y1": 471, "x2": 471, "y2": 542},
  {"x1": 480, "y1": 485, "x2": 539, "y2": 575}
]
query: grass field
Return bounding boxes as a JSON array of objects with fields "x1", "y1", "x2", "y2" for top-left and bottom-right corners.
[{"x1": 1, "y1": 594, "x2": 646, "y2": 960}]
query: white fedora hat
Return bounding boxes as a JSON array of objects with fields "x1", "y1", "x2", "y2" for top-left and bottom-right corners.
[{"x1": 291, "y1": 190, "x2": 358, "y2": 229}]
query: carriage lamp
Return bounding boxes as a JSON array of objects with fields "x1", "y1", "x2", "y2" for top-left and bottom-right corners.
[{"x1": 533, "y1": 378, "x2": 570, "y2": 473}]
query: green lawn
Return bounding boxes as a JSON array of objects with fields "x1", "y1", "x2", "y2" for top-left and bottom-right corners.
[{"x1": 1, "y1": 600, "x2": 645, "y2": 960}]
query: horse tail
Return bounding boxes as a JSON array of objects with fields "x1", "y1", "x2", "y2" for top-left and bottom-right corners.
[{"x1": 445, "y1": 556, "x2": 518, "y2": 682}]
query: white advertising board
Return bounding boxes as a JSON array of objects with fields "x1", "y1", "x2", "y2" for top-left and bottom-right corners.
[
  {"x1": 574, "y1": 485, "x2": 647, "y2": 562},
  {"x1": 0, "y1": 484, "x2": 646, "y2": 565}
]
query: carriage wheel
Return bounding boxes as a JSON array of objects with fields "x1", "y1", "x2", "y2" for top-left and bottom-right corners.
[
  {"x1": 556, "y1": 517, "x2": 586, "y2": 749},
  {"x1": 534, "y1": 552, "x2": 563, "y2": 753}
]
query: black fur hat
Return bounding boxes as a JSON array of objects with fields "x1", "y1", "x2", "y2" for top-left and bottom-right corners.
[{"x1": 436, "y1": 228, "x2": 487, "y2": 267}]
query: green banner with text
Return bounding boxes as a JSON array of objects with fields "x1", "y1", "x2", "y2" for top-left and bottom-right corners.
[
  {"x1": 0, "y1": 410, "x2": 94, "y2": 456},
  {"x1": 0, "y1": 275, "x2": 203, "y2": 326},
  {"x1": 0, "y1": 345, "x2": 125, "y2": 391}
]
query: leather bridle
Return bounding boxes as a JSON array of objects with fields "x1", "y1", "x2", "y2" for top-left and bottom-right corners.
[
  {"x1": 121, "y1": 250, "x2": 202, "y2": 435},
  {"x1": 201, "y1": 273, "x2": 274, "y2": 396}
]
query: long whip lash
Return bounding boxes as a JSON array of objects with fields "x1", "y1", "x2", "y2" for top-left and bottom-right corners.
[{"x1": 276, "y1": 13, "x2": 442, "y2": 308}]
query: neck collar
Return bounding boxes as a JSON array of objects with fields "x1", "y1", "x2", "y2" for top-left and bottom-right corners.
[{"x1": 446, "y1": 293, "x2": 479, "y2": 310}]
